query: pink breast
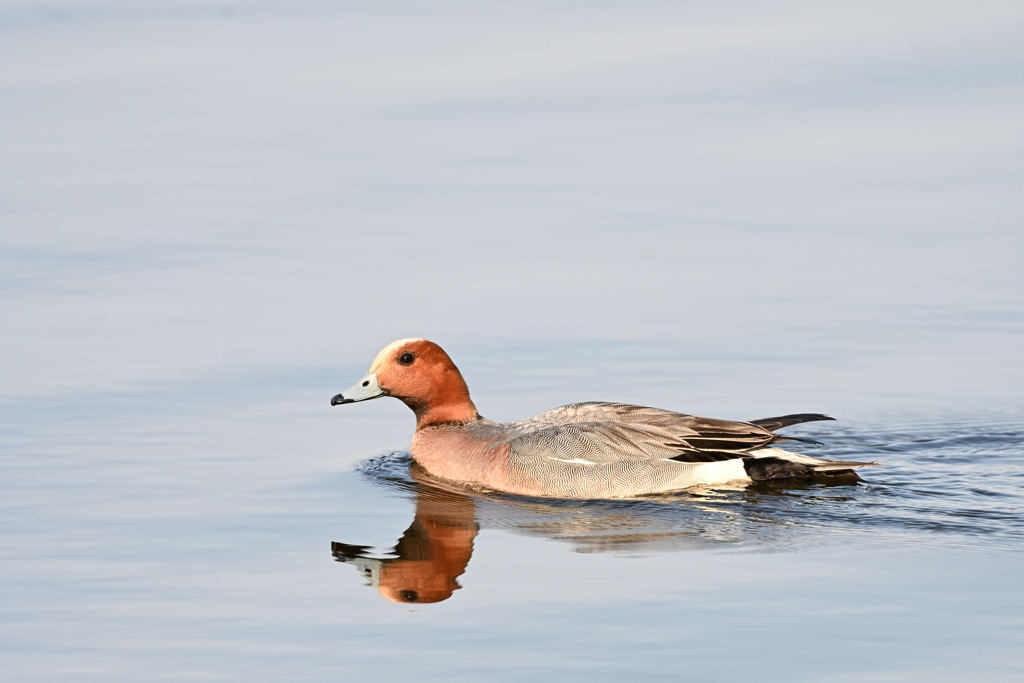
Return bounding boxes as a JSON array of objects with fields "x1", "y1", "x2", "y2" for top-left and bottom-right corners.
[{"x1": 410, "y1": 428, "x2": 512, "y2": 491}]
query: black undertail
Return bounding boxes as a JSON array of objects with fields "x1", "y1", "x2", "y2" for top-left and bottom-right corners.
[
  {"x1": 742, "y1": 457, "x2": 818, "y2": 481},
  {"x1": 743, "y1": 456, "x2": 878, "y2": 481}
]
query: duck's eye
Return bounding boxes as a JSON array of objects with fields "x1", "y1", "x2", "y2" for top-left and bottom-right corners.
[{"x1": 398, "y1": 352, "x2": 415, "y2": 366}]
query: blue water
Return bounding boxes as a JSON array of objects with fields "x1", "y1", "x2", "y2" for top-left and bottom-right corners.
[{"x1": 2, "y1": 2, "x2": 1023, "y2": 681}]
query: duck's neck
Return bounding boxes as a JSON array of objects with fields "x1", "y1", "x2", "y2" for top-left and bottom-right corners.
[
  {"x1": 413, "y1": 401, "x2": 480, "y2": 430},
  {"x1": 407, "y1": 372, "x2": 480, "y2": 430}
]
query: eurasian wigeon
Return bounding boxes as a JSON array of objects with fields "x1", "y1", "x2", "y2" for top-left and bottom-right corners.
[{"x1": 331, "y1": 339, "x2": 876, "y2": 499}]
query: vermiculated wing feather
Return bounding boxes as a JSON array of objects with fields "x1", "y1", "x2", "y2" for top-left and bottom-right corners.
[
  {"x1": 481, "y1": 402, "x2": 865, "y2": 497},
  {"x1": 501, "y1": 402, "x2": 779, "y2": 464}
]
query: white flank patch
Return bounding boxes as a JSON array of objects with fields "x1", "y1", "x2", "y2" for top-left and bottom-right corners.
[
  {"x1": 691, "y1": 458, "x2": 748, "y2": 484},
  {"x1": 547, "y1": 457, "x2": 597, "y2": 465}
]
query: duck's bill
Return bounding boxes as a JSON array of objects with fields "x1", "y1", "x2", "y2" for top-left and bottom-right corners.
[{"x1": 331, "y1": 371, "x2": 385, "y2": 405}]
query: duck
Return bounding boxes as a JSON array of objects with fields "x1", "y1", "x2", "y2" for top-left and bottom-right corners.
[{"x1": 331, "y1": 339, "x2": 876, "y2": 499}]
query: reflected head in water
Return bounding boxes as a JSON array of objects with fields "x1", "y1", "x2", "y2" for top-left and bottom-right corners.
[{"x1": 332, "y1": 485, "x2": 478, "y2": 604}]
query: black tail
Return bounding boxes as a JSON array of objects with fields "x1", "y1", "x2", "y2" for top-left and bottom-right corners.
[
  {"x1": 769, "y1": 434, "x2": 825, "y2": 446},
  {"x1": 748, "y1": 413, "x2": 835, "y2": 432}
]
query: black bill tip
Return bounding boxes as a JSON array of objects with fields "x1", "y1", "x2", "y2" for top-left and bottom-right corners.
[{"x1": 331, "y1": 394, "x2": 353, "y2": 406}]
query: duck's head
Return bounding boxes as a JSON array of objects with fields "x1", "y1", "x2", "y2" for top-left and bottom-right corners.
[{"x1": 331, "y1": 338, "x2": 479, "y2": 429}]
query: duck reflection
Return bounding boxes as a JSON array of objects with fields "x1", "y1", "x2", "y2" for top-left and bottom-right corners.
[{"x1": 333, "y1": 456, "x2": 863, "y2": 604}]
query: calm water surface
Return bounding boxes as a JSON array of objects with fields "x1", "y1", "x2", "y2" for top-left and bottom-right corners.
[{"x1": 2, "y1": 2, "x2": 1024, "y2": 681}]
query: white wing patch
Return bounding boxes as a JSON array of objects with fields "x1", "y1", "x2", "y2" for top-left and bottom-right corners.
[{"x1": 546, "y1": 456, "x2": 597, "y2": 465}]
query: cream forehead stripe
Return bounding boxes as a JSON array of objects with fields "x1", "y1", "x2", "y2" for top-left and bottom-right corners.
[{"x1": 368, "y1": 338, "x2": 427, "y2": 372}]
